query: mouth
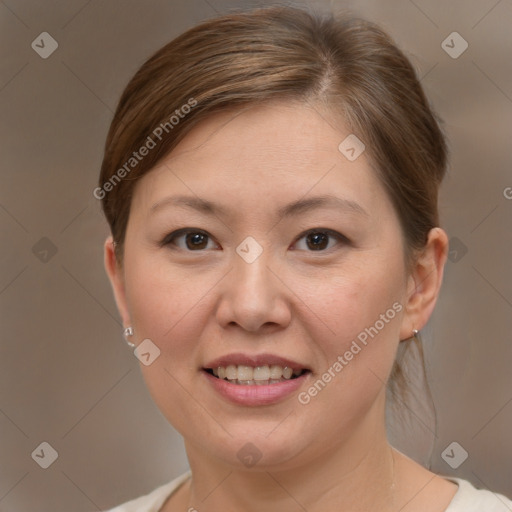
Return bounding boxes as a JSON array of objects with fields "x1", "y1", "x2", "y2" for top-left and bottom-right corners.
[
  {"x1": 202, "y1": 353, "x2": 311, "y2": 405},
  {"x1": 203, "y1": 365, "x2": 309, "y2": 385}
]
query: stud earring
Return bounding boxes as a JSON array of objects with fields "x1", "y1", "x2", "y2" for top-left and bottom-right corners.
[
  {"x1": 400, "y1": 328, "x2": 419, "y2": 342},
  {"x1": 123, "y1": 326, "x2": 135, "y2": 347}
]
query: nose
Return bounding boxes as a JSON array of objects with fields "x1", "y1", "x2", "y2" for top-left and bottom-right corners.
[{"x1": 215, "y1": 251, "x2": 292, "y2": 334}]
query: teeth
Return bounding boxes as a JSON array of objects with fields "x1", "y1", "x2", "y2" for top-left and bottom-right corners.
[
  {"x1": 208, "y1": 364, "x2": 304, "y2": 384},
  {"x1": 237, "y1": 365, "x2": 253, "y2": 381},
  {"x1": 269, "y1": 364, "x2": 283, "y2": 379},
  {"x1": 225, "y1": 365, "x2": 237, "y2": 380},
  {"x1": 282, "y1": 367, "x2": 293, "y2": 379},
  {"x1": 253, "y1": 365, "x2": 270, "y2": 380}
]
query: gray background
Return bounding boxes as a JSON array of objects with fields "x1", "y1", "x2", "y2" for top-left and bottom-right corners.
[{"x1": 1, "y1": 0, "x2": 511, "y2": 510}]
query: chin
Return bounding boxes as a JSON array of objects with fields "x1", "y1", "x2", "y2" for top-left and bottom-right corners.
[{"x1": 188, "y1": 421, "x2": 319, "y2": 471}]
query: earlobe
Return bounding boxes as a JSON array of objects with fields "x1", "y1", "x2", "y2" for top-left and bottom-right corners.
[
  {"x1": 104, "y1": 236, "x2": 131, "y2": 328},
  {"x1": 399, "y1": 227, "x2": 449, "y2": 341}
]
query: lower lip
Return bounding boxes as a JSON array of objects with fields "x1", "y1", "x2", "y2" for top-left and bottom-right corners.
[{"x1": 202, "y1": 370, "x2": 309, "y2": 406}]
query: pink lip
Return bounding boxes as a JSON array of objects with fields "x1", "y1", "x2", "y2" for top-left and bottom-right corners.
[
  {"x1": 204, "y1": 352, "x2": 308, "y2": 371},
  {"x1": 202, "y1": 370, "x2": 310, "y2": 406}
]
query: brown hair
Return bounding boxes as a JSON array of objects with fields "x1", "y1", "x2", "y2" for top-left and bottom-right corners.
[{"x1": 98, "y1": 5, "x2": 447, "y2": 426}]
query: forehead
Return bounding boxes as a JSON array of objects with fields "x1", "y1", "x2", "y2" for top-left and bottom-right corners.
[
  {"x1": 131, "y1": 101, "x2": 392, "y2": 221},
  {"x1": 168, "y1": 102, "x2": 353, "y2": 171}
]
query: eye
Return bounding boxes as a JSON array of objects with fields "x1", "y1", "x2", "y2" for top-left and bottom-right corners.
[
  {"x1": 161, "y1": 229, "x2": 219, "y2": 251},
  {"x1": 292, "y1": 229, "x2": 348, "y2": 252},
  {"x1": 161, "y1": 228, "x2": 348, "y2": 252}
]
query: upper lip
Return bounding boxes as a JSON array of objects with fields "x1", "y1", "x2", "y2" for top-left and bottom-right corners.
[{"x1": 204, "y1": 352, "x2": 309, "y2": 371}]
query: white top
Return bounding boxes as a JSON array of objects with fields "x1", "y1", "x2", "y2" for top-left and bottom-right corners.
[{"x1": 105, "y1": 471, "x2": 512, "y2": 512}]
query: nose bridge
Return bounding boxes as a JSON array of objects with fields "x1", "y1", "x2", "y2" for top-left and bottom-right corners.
[
  {"x1": 216, "y1": 241, "x2": 291, "y2": 332},
  {"x1": 234, "y1": 247, "x2": 273, "y2": 296},
  {"x1": 232, "y1": 242, "x2": 277, "y2": 306},
  {"x1": 232, "y1": 233, "x2": 275, "y2": 292}
]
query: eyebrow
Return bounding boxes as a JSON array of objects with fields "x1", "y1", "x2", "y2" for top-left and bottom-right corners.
[{"x1": 150, "y1": 194, "x2": 368, "y2": 218}]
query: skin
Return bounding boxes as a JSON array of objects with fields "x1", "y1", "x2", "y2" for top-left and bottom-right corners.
[{"x1": 105, "y1": 101, "x2": 456, "y2": 511}]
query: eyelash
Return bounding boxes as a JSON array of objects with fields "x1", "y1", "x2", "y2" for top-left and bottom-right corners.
[{"x1": 160, "y1": 228, "x2": 349, "y2": 253}]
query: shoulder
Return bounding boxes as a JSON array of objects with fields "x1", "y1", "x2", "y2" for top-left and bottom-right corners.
[
  {"x1": 445, "y1": 477, "x2": 512, "y2": 512},
  {"x1": 104, "y1": 471, "x2": 191, "y2": 512}
]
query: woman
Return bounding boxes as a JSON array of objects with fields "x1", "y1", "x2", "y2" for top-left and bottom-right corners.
[{"x1": 98, "y1": 6, "x2": 512, "y2": 511}]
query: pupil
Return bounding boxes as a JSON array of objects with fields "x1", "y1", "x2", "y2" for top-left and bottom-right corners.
[
  {"x1": 187, "y1": 232, "x2": 207, "y2": 249},
  {"x1": 307, "y1": 232, "x2": 328, "y2": 250}
]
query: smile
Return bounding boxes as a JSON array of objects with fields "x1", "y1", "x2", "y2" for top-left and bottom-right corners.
[{"x1": 205, "y1": 364, "x2": 307, "y2": 385}]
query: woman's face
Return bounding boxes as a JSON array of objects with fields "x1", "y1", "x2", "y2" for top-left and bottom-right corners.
[{"x1": 108, "y1": 102, "x2": 421, "y2": 470}]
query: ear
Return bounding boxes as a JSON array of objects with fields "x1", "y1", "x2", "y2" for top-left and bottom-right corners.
[
  {"x1": 399, "y1": 227, "x2": 449, "y2": 341},
  {"x1": 104, "y1": 236, "x2": 131, "y2": 328}
]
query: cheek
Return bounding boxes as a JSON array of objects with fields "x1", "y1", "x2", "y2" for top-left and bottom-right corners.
[
  {"x1": 121, "y1": 251, "x2": 216, "y2": 424},
  {"x1": 297, "y1": 254, "x2": 405, "y2": 408},
  {"x1": 301, "y1": 255, "x2": 404, "y2": 353},
  {"x1": 123, "y1": 252, "x2": 210, "y2": 345},
  {"x1": 121, "y1": 254, "x2": 215, "y2": 435}
]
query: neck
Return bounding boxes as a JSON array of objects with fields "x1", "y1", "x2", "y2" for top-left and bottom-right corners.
[{"x1": 183, "y1": 394, "x2": 398, "y2": 512}]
